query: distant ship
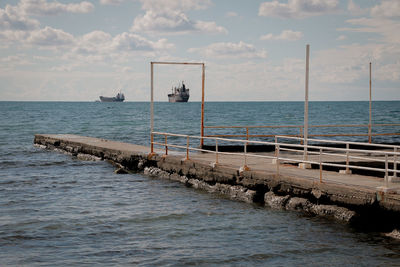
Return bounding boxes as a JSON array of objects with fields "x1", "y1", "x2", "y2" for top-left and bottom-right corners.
[
  {"x1": 168, "y1": 81, "x2": 189, "y2": 102},
  {"x1": 99, "y1": 91, "x2": 125, "y2": 102}
]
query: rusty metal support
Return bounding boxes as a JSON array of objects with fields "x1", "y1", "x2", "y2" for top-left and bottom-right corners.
[
  {"x1": 319, "y1": 148, "x2": 323, "y2": 183},
  {"x1": 215, "y1": 139, "x2": 219, "y2": 164},
  {"x1": 186, "y1": 135, "x2": 190, "y2": 161},
  {"x1": 164, "y1": 135, "x2": 168, "y2": 155},
  {"x1": 300, "y1": 126, "x2": 304, "y2": 145},
  {"x1": 385, "y1": 154, "x2": 389, "y2": 186},
  {"x1": 394, "y1": 147, "x2": 398, "y2": 178},
  {"x1": 242, "y1": 143, "x2": 250, "y2": 171},
  {"x1": 150, "y1": 62, "x2": 155, "y2": 155},
  {"x1": 200, "y1": 63, "x2": 205, "y2": 148},
  {"x1": 346, "y1": 143, "x2": 350, "y2": 173},
  {"x1": 303, "y1": 44, "x2": 310, "y2": 161},
  {"x1": 369, "y1": 62, "x2": 372, "y2": 143},
  {"x1": 276, "y1": 144, "x2": 280, "y2": 176},
  {"x1": 150, "y1": 61, "x2": 205, "y2": 150}
]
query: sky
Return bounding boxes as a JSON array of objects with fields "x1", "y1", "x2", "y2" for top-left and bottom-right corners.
[{"x1": 0, "y1": 0, "x2": 399, "y2": 101}]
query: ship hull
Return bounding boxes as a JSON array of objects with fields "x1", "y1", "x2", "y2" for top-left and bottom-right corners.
[
  {"x1": 168, "y1": 94, "x2": 189, "y2": 102},
  {"x1": 99, "y1": 96, "x2": 124, "y2": 102}
]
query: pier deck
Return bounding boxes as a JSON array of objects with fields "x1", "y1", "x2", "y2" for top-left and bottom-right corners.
[{"x1": 34, "y1": 134, "x2": 400, "y2": 215}]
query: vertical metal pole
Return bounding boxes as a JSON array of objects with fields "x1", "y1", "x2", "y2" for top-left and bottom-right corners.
[
  {"x1": 186, "y1": 136, "x2": 190, "y2": 160},
  {"x1": 200, "y1": 63, "x2": 205, "y2": 148},
  {"x1": 300, "y1": 126, "x2": 304, "y2": 145},
  {"x1": 244, "y1": 142, "x2": 247, "y2": 167},
  {"x1": 276, "y1": 144, "x2": 280, "y2": 176},
  {"x1": 394, "y1": 147, "x2": 398, "y2": 178},
  {"x1": 303, "y1": 44, "x2": 310, "y2": 161},
  {"x1": 385, "y1": 154, "x2": 388, "y2": 186},
  {"x1": 150, "y1": 62, "x2": 154, "y2": 153},
  {"x1": 369, "y1": 62, "x2": 372, "y2": 143},
  {"x1": 346, "y1": 143, "x2": 350, "y2": 173},
  {"x1": 164, "y1": 135, "x2": 168, "y2": 155},
  {"x1": 319, "y1": 148, "x2": 323, "y2": 183},
  {"x1": 215, "y1": 139, "x2": 219, "y2": 164},
  {"x1": 246, "y1": 127, "x2": 249, "y2": 141}
]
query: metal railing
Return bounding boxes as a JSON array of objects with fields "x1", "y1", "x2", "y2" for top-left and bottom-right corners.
[
  {"x1": 204, "y1": 123, "x2": 400, "y2": 143},
  {"x1": 151, "y1": 131, "x2": 400, "y2": 186}
]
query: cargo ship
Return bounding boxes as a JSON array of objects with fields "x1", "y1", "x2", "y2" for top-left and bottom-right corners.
[
  {"x1": 99, "y1": 91, "x2": 125, "y2": 102},
  {"x1": 168, "y1": 82, "x2": 189, "y2": 102}
]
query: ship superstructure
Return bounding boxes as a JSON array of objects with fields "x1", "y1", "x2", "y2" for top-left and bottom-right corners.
[{"x1": 168, "y1": 81, "x2": 189, "y2": 102}]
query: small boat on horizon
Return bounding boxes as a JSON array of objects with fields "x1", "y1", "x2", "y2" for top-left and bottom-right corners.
[
  {"x1": 168, "y1": 81, "x2": 190, "y2": 102},
  {"x1": 99, "y1": 91, "x2": 125, "y2": 102}
]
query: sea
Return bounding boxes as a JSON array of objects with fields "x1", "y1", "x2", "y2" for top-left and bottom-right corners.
[{"x1": 1, "y1": 101, "x2": 400, "y2": 266}]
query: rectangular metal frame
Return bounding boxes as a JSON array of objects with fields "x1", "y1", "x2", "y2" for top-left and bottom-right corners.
[{"x1": 150, "y1": 61, "x2": 205, "y2": 154}]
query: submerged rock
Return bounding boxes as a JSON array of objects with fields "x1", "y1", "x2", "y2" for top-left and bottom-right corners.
[
  {"x1": 77, "y1": 153, "x2": 101, "y2": 161},
  {"x1": 114, "y1": 168, "x2": 129, "y2": 174},
  {"x1": 385, "y1": 229, "x2": 400, "y2": 239}
]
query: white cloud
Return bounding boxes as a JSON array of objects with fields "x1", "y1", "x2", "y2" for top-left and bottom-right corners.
[
  {"x1": 100, "y1": 0, "x2": 125, "y2": 5},
  {"x1": 347, "y1": 0, "x2": 368, "y2": 16},
  {"x1": 131, "y1": 0, "x2": 227, "y2": 34},
  {"x1": 110, "y1": 32, "x2": 174, "y2": 51},
  {"x1": 0, "y1": 5, "x2": 40, "y2": 31},
  {"x1": 0, "y1": 30, "x2": 30, "y2": 44},
  {"x1": 139, "y1": 0, "x2": 212, "y2": 12},
  {"x1": 375, "y1": 61, "x2": 400, "y2": 81},
  {"x1": 194, "y1": 21, "x2": 227, "y2": 34},
  {"x1": 225, "y1": 11, "x2": 238, "y2": 17},
  {"x1": 312, "y1": 43, "x2": 400, "y2": 84},
  {"x1": 260, "y1": 30, "x2": 303, "y2": 41},
  {"x1": 370, "y1": 0, "x2": 400, "y2": 18},
  {"x1": 338, "y1": 18, "x2": 400, "y2": 44},
  {"x1": 259, "y1": 0, "x2": 339, "y2": 19},
  {"x1": 27, "y1": 26, "x2": 75, "y2": 46},
  {"x1": 336, "y1": 35, "x2": 347, "y2": 40},
  {"x1": 18, "y1": 0, "x2": 94, "y2": 16},
  {"x1": 188, "y1": 41, "x2": 267, "y2": 59}
]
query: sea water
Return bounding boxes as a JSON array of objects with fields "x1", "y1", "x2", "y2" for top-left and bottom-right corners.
[{"x1": 1, "y1": 101, "x2": 400, "y2": 266}]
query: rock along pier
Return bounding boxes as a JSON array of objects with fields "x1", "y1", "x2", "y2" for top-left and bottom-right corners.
[{"x1": 34, "y1": 134, "x2": 400, "y2": 231}]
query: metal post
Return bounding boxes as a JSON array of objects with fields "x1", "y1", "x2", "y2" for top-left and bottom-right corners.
[
  {"x1": 394, "y1": 147, "x2": 398, "y2": 178},
  {"x1": 244, "y1": 143, "x2": 247, "y2": 167},
  {"x1": 319, "y1": 148, "x2": 323, "y2": 183},
  {"x1": 369, "y1": 62, "x2": 372, "y2": 143},
  {"x1": 385, "y1": 154, "x2": 388, "y2": 185},
  {"x1": 150, "y1": 62, "x2": 154, "y2": 154},
  {"x1": 300, "y1": 126, "x2": 304, "y2": 145},
  {"x1": 346, "y1": 143, "x2": 350, "y2": 173},
  {"x1": 215, "y1": 139, "x2": 219, "y2": 164},
  {"x1": 303, "y1": 44, "x2": 310, "y2": 161},
  {"x1": 200, "y1": 63, "x2": 205, "y2": 148},
  {"x1": 246, "y1": 127, "x2": 249, "y2": 141},
  {"x1": 276, "y1": 144, "x2": 280, "y2": 176},
  {"x1": 164, "y1": 135, "x2": 168, "y2": 155},
  {"x1": 186, "y1": 136, "x2": 190, "y2": 160}
]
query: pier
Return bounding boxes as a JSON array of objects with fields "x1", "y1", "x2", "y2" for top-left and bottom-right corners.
[{"x1": 35, "y1": 133, "x2": 400, "y2": 228}]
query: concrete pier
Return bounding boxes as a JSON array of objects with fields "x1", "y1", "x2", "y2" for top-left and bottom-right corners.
[{"x1": 34, "y1": 134, "x2": 400, "y2": 228}]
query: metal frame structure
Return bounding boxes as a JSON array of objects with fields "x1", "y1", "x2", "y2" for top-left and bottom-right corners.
[
  {"x1": 151, "y1": 131, "x2": 400, "y2": 185},
  {"x1": 150, "y1": 61, "x2": 205, "y2": 155},
  {"x1": 304, "y1": 44, "x2": 310, "y2": 160},
  {"x1": 203, "y1": 123, "x2": 400, "y2": 140}
]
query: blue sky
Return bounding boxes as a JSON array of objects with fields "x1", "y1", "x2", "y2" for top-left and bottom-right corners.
[{"x1": 0, "y1": 0, "x2": 399, "y2": 101}]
